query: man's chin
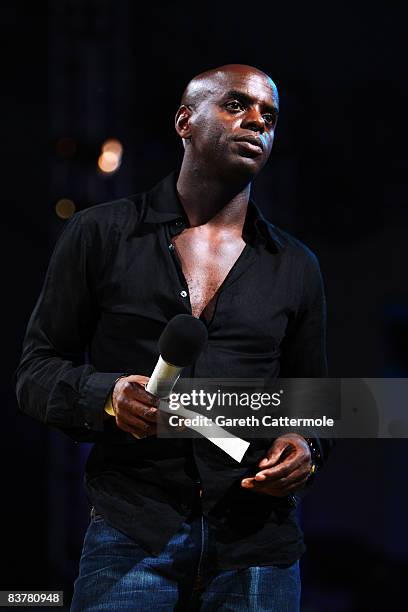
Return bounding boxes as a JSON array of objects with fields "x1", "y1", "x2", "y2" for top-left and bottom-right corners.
[{"x1": 226, "y1": 154, "x2": 264, "y2": 180}]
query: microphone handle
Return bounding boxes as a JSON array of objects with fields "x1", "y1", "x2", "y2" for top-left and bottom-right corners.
[{"x1": 145, "y1": 356, "x2": 182, "y2": 398}]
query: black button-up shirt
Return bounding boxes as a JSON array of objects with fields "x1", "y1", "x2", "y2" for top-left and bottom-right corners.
[{"x1": 15, "y1": 171, "x2": 330, "y2": 569}]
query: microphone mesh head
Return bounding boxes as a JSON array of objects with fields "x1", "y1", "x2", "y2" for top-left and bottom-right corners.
[{"x1": 159, "y1": 314, "x2": 208, "y2": 367}]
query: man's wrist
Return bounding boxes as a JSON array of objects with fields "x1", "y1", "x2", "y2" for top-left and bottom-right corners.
[
  {"x1": 303, "y1": 436, "x2": 322, "y2": 484},
  {"x1": 104, "y1": 375, "x2": 128, "y2": 417}
]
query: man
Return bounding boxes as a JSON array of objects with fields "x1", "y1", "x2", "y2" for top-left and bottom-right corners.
[{"x1": 16, "y1": 64, "x2": 332, "y2": 611}]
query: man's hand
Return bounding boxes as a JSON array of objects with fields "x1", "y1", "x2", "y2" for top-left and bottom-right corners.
[
  {"x1": 112, "y1": 374, "x2": 160, "y2": 438},
  {"x1": 241, "y1": 433, "x2": 312, "y2": 497}
]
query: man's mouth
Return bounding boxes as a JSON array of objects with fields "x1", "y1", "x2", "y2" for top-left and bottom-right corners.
[
  {"x1": 233, "y1": 136, "x2": 264, "y2": 157},
  {"x1": 235, "y1": 135, "x2": 264, "y2": 150}
]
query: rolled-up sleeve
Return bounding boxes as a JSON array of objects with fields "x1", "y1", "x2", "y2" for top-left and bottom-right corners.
[{"x1": 14, "y1": 212, "x2": 125, "y2": 442}]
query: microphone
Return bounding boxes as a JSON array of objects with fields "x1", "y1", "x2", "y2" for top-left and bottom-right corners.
[
  {"x1": 144, "y1": 313, "x2": 250, "y2": 463},
  {"x1": 146, "y1": 314, "x2": 208, "y2": 398}
]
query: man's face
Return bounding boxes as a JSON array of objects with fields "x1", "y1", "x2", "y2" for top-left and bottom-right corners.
[{"x1": 184, "y1": 69, "x2": 279, "y2": 179}]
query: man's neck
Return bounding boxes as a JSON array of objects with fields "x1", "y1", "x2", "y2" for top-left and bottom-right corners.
[{"x1": 176, "y1": 164, "x2": 251, "y2": 234}]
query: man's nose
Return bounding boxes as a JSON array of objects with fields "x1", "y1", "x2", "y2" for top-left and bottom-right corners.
[{"x1": 241, "y1": 108, "x2": 265, "y2": 132}]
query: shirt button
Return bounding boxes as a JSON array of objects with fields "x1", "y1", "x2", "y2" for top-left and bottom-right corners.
[{"x1": 180, "y1": 290, "x2": 188, "y2": 298}]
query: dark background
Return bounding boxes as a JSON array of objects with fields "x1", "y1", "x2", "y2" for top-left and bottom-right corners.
[{"x1": 3, "y1": 1, "x2": 408, "y2": 610}]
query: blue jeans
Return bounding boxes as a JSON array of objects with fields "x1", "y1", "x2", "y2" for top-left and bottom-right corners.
[{"x1": 70, "y1": 507, "x2": 301, "y2": 611}]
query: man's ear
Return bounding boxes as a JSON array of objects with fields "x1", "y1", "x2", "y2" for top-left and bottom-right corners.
[{"x1": 175, "y1": 105, "x2": 192, "y2": 141}]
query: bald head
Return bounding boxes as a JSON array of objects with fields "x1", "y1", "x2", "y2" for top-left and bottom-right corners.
[
  {"x1": 175, "y1": 63, "x2": 279, "y2": 179},
  {"x1": 180, "y1": 64, "x2": 278, "y2": 110}
]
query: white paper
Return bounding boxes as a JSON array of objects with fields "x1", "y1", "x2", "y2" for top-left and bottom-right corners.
[{"x1": 159, "y1": 402, "x2": 250, "y2": 463}]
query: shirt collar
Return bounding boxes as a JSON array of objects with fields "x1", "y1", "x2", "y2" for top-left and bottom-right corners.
[{"x1": 143, "y1": 170, "x2": 283, "y2": 253}]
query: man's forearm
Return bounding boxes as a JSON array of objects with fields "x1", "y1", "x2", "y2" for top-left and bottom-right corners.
[{"x1": 15, "y1": 347, "x2": 126, "y2": 441}]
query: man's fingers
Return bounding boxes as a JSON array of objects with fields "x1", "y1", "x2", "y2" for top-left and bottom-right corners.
[
  {"x1": 254, "y1": 457, "x2": 308, "y2": 482},
  {"x1": 258, "y1": 443, "x2": 294, "y2": 468},
  {"x1": 262, "y1": 475, "x2": 310, "y2": 496},
  {"x1": 116, "y1": 401, "x2": 158, "y2": 433},
  {"x1": 241, "y1": 471, "x2": 309, "y2": 496},
  {"x1": 125, "y1": 380, "x2": 160, "y2": 408},
  {"x1": 127, "y1": 399, "x2": 158, "y2": 421},
  {"x1": 117, "y1": 376, "x2": 160, "y2": 407},
  {"x1": 241, "y1": 458, "x2": 311, "y2": 489},
  {"x1": 118, "y1": 414, "x2": 157, "y2": 437},
  {"x1": 255, "y1": 466, "x2": 309, "y2": 488},
  {"x1": 253, "y1": 458, "x2": 299, "y2": 482}
]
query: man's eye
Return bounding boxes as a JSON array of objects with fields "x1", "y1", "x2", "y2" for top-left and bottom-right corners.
[
  {"x1": 263, "y1": 114, "x2": 276, "y2": 126},
  {"x1": 225, "y1": 101, "x2": 243, "y2": 111}
]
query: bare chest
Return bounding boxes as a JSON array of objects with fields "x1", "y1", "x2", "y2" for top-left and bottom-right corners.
[{"x1": 172, "y1": 229, "x2": 246, "y2": 319}]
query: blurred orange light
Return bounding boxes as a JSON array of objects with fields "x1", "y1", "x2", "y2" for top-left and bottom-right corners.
[
  {"x1": 98, "y1": 138, "x2": 123, "y2": 174},
  {"x1": 98, "y1": 151, "x2": 121, "y2": 173},
  {"x1": 102, "y1": 138, "x2": 123, "y2": 156},
  {"x1": 55, "y1": 198, "x2": 76, "y2": 219}
]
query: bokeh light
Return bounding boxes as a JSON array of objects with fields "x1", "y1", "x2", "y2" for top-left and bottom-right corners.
[
  {"x1": 98, "y1": 138, "x2": 123, "y2": 174},
  {"x1": 55, "y1": 198, "x2": 76, "y2": 219}
]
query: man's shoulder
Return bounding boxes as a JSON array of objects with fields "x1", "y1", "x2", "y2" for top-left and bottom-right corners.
[
  {"x1": 73, "y1": 193, "x2": 145, "y2": 232},
  {"x1": 265, "y1": 220, "x2": 321, "y2": 268}
]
